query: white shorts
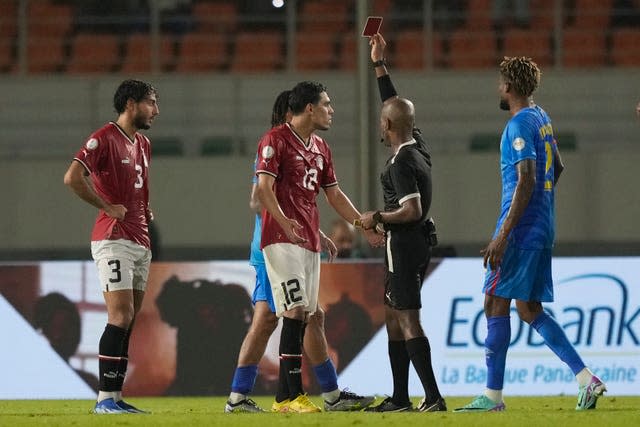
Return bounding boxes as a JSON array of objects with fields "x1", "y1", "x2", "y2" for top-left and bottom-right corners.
[
  {"x1": 91, "y1": 239, "x2": 151, "y2": 292},
  {"x1": 263, "y1": 243, "x2": 320, "y2": 318}
]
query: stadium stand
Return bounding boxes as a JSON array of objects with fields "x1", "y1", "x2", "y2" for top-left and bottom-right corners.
[
  {"x1": 174, "y1": 31, "x2": 228, "y2": 73},
  {"x1": 610, "y1": 28, "x2": 640, "y2": 66},
  {"x1": 502, "y1": 29, "x2": 552, "y2": 67},
  {"x1": 561, "y1": 28, "x2": 607, "y2": 67},
  {"x1": 338, "y1": 32, "x2": 357, "y2": 71},
  {"x1": 66, "y1": 33, "x2": 120, "y2": 74},
  {"x1": 26, "y1": 35, "x2": 66, "y2": 73},
  {"x1": 295, "y1": 32, "x2": 337, "y2": 71},
  {"x1": 230, "y1": 30, "x2": 284, "y2": 72},
  {"x1": 191, "y1": 1, "x2": 237, "y2": 34},
  {"x1": 392, "y1": 29, "x2": 445, "y2": 70},
  {"x1": 0, "y1": 0, "x2": 638, "y2": 74},
  {"x1": 448, "y1": 29, "x2": 496, "y2": 69},
  {"x1": 121, "y1": 33, "x2": 177, "y2": 74},
  {"x1": 571, "y1": 0, "x2": 613, "y2": 29}
]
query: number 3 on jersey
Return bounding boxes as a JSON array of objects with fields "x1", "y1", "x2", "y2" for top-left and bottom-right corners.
[
  {"x1": 134, "y1": 164, "x2": 144, "y2": 189},
  {"x1": 302, "y1": 167, "x2": 318, "y2": 191}
]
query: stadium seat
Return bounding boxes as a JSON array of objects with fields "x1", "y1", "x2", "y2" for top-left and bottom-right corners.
[
  {"x1": 570, "y1": 0, "x2": 612, "y2": 29},
  {"x1": 174, "y1": 31, "x2": 228, "y2": 73},
  {"x1": 121, "y1": 34, "x2": 176, "y2": 74},
  {"x1": 230, "y1": 31, "x2": 284, "y2": 72},
  {"x1": 465, "y1": 0, "x2": 493, "y2": 30},
  {"x1": 561, "y1": 29, "x2": 606, "y2": 68},
  {"x1": 392, "y1": 29, "x2": 444, "y2": 70},
  {"x1": 0, "y1": 0, "x2": 17, "y2": 39},
  {"x1": 372, "y1": 0, "x2": 393, "y2": 16},
  {"x1": 0, "y1": 37, "x2": 12, "y2": 72},
  {"x1": 448, "y1": 29, "x2": 496, "y2": 69},
  {"x1": 26, "y1": 35, "x2": 66, "y2": 73},
  {"x1": 298, "y1": 0, "x2": 349, "y2": 33},
  {"x1": 530, "y1": 0, "x2": 557, "y2": 30},
  {"x1": 201, "y1": 136, "x2": 233, "y2": 156},
  {"x1": 295, "y1": 32, "x2": 336, "y2": 71},
  {"x1": 469, "y1": 133, "x2": 501, "y2": 152},
  {"x1": 152, "y1": 137, "x2": 184, "y2": 156},
  {"x1": 28, "y1": 0, "x2": 73, "y2": 38},
  {"x1": 502, "y1": 29, "x2": 552, "y2": 67},
  {"x1": 192, "y1": 1, "x2": 237, "y2": 33},
  {"x1": 66, "y1": 33, "x2": 121, "y2": 74},
  {"x1": 610, "y1": 28, "x2": 640, "y2": 67},
  {"x1": 338, "y1": 33, "x2": 357, "y2": 71}
]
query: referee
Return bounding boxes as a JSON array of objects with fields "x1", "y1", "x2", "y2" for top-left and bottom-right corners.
[{"x1": 360, "y1": 33, "x2": 445, "y2": 413}]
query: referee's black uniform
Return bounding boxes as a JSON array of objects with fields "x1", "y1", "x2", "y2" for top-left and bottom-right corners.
[{"x1": 377, "y1": 75, "x2": 434, "y2": 310}]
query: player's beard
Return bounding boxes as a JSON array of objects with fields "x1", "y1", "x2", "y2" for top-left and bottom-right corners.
[
  {"x1": 499, "y1": 98, "x2": 510, "y2": 111},
  {"x1": 134, "y1": 113, "x2": 151, "y2": 130}
]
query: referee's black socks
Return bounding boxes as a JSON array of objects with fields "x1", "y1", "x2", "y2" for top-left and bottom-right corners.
[{"x1": 406, "y1": 336, "x2": 442, "y2": 403}]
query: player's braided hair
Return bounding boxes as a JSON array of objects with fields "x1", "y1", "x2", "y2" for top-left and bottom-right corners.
[
  {"x1": 499, "y1": 56, "x2": 541, "y2": 98},
  {"x1": 271, "y1": 90, "x2": 291, "y2": 127}
]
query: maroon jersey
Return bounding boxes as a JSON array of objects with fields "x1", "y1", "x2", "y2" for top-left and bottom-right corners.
[
  {"x1": 256, "y1": 123, "x2": 338, "y2": 252},
  {"x1": 74, "y1": 122, "x2": 151, "y2": 248}
]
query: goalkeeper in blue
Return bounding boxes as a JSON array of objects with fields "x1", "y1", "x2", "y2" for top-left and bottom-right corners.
[{"x1": 455, "y1": 56, "x2": 606, "y2": 412}]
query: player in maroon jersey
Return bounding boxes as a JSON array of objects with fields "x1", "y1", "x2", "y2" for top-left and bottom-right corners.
[
  {"x1": 63, "y1": 79, "x2": 158, "y2": 414},
  {"x1": 255, "y1": 81, "x2": 384, "y2": 413}
]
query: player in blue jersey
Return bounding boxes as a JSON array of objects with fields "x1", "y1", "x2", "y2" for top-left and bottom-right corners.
[
  {"x1": 225, "y1": 90, "x2": 375, "y2": 413},
  {"x1": 455, "y1": 57, "x2": 606, "y2": 412}
]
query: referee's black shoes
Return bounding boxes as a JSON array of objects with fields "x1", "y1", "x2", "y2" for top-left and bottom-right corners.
[
  {"x1": 417, "y1": 396, "x2": 447, "y2": 412},
  {"x1": 364, "y1": 396, "x2": 412, "y2": 412}
]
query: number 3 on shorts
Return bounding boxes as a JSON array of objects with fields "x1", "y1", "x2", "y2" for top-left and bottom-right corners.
[{"x1": 107, "y1": 259, "x2": 122, "y2": 283}]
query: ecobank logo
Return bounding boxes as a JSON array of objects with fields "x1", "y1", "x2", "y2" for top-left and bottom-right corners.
[{"x1": 445, "y1": 273, "x2": 639, "y2": 349}]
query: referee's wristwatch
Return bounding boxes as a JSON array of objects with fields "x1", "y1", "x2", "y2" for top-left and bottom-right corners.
[{"x1": 373, "y1": 210, "x2": 384, "y2": 225}]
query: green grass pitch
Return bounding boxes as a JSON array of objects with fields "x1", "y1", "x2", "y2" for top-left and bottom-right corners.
[{"x1": 1, "y1": 395, "x2": 638, "y2": 426}]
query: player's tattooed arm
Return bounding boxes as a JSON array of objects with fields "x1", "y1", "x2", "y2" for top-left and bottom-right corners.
[{"x1": 481, "y1": 158, "x2": 535, "y2": 270}]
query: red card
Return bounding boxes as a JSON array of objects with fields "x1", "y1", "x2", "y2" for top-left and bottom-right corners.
[{"x1": 362, "y1": 16, "x2": 383, "y2": 37}]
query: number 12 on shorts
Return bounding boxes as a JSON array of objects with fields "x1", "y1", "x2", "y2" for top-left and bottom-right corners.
[{"x1": 280, "y1": 278, "x2": 303, "y2": 309}]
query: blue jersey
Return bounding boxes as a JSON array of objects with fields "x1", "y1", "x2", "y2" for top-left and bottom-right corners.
[
  {"x1": 249, "y1": 213, "x2": 264, "y2": 266},
  {"x1": 249, "y1": 159, "x2": 265, "y2": 266},
  {"x1": 494, "y1": 105, "x2": 556, "y2": 249}
]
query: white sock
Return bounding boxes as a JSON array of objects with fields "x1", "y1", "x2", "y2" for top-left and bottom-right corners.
[
  {"x1": 322, "y1": 388, "x2": 341, "y2": 403},
  {"x1": 484, "y1": 388, "x2": 503, "y2": 403},
  {"x1": 115, "y1": 391, "x2": 122, "y2": 402},
  {"x1": 229, "y1": 392, "x2": 246, "y2": 404},
  {"x1": 97, "y1": 391, "x2": 117, "y2": 403},
  {"x1": 576, "y1": 367, "x2": 594, "y2": 386}
]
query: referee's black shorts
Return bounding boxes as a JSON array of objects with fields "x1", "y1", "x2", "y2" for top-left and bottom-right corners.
[{"x1": 383, "y1": 227, "x2": 431, "y2": 310}]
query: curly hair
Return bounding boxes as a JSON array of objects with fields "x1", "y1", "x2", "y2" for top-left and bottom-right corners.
[
  {"x1": 113, "y1": 79, "x2": 157, "y2": 114},
  {"x1": 499, "y1": 56, "x2": 541, "y2": 98}
]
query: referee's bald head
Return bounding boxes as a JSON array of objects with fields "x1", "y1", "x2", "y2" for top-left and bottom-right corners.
[{"x1": 381, "y1": 97, "x2": 415, "y2": 135}]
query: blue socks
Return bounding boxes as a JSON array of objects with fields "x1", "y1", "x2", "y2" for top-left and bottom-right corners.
[
  {"x1": 313, "y1": 358, "x2": 339, "y2": 393},
  {"x1": 231, "y1": 365, "x2": 258, "y2": 394},
  {"x1": 531, "y1": 311, "x2": 586, "y2": 375},
  {"x1": 485, "y1": 316, "x2": 511, "y2": 390}
]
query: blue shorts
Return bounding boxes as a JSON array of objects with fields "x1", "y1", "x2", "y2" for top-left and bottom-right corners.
[
  {"x1": 482, "y1": 245, "x2": 554, "y2": 302},
  {"x1": 251, "y1": 263, "x2": 276, "y2": 313}
]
